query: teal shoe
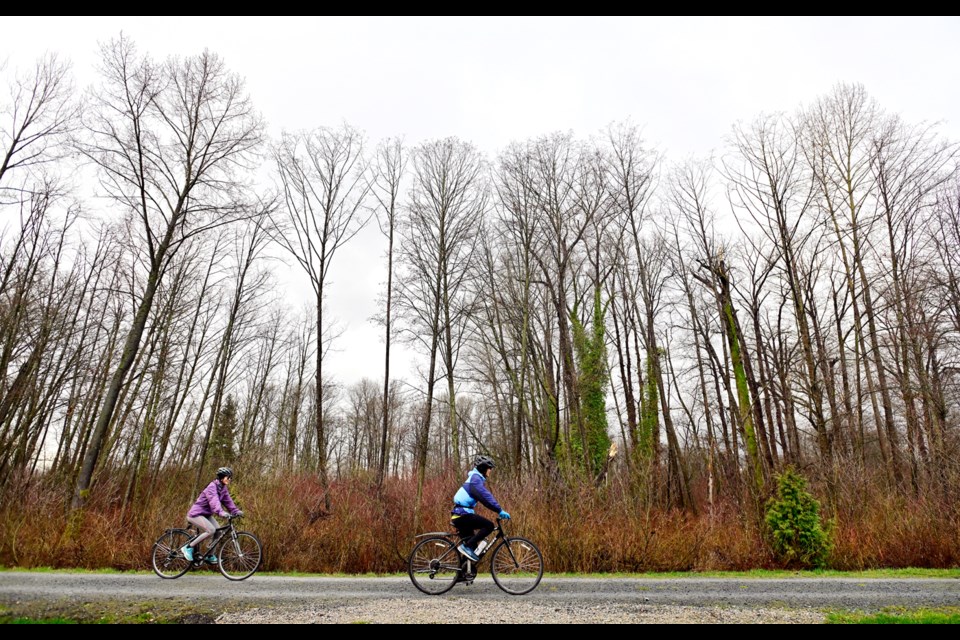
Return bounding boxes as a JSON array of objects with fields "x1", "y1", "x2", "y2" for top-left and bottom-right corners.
[
  {"x1": 180, "y1": 545, "x2": 194, "y2": 562},
  {"x1": 205, "y1": 554, "x2": 218, "y2": 564},
  {"x1": 457, "y1": 544, "x2": 479, "y2": 562}
]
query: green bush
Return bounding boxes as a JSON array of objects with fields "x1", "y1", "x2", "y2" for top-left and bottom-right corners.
[{"x1": 765, "y1": 468, "x2": 833, "y2": 568}]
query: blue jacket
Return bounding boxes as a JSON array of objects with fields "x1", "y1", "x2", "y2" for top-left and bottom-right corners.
[{"x1": 451, "y1": 468, "x2": 502, "y2": 516}]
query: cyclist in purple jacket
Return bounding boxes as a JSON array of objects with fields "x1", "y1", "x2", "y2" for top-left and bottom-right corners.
[
  {"x1": 451, "y1": 455, "x2": 510, "y2": 562},
  {"x1": 181, "y1": 467, "x2": 243, "y2": 564}
]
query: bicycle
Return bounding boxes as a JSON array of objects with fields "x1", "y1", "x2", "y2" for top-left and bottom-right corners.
[
  {"x1": 151, "y1": 515, "x2": 263, "y2": 581},
  {"x1": 408, "y1": 517, "x2": 543, "y2": 596}
]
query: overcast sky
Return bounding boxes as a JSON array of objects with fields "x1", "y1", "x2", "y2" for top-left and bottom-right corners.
[{"x1": 3, "y1": 16, "x2": 959, "y2": 389}]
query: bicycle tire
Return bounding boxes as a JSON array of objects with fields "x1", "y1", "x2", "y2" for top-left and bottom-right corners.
[
  {"x1": 151, "y1": 529, "x2": 193, "y2": 579},
  {"x1": 408, "y1": 536, "x2": 462, "y2": 595},
  {"x1": 217, "y1": 531, "x2": 263, "y2": 581},
  {"x1": 490, "y1": 536, "x2": 543, "y2": 595}
]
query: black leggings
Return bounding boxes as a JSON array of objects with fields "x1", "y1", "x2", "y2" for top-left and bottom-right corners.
[{"x1": 452, "y1": 514, "x2": 495, "y2": 550}]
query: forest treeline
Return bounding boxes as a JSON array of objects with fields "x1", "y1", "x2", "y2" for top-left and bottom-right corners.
[{"x1": 1, "y1": 38, "x2": 959, "y2": 570}]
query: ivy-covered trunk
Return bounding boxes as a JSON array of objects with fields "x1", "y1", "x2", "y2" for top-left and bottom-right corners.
[
  {"x1": 571, "y1": 287, "x2": 611, "y2": 480},
  {"x1": 718, "y1": 269, "x2": 764, "y2": 493},
  {"x1": 638, "y1": 353, "x2": 658, "y2": 464},
  {"x1": 696, "y1": 258, "x2": 764, "y2": 494}
]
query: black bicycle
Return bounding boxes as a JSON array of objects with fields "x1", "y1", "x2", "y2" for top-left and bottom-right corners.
[
  {"x1": 151, "y1": 515, "x2": 263, "y2": 581},
  {"x1": 408, "y1": 517, "x2": 543, "y2": 595}
]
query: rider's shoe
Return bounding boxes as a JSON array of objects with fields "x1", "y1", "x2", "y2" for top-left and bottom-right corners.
[
  {"x1": 204, "y1": 554, "x2": 218, "y2": 564},
  {"x1": 457, "y1": 544, "x2": 480, "y2": 562},
  {"x1": 180, "y1": 545, "x2": 194, "y2": 562}
]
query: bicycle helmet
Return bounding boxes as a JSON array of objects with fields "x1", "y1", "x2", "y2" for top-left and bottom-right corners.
[
  {"x1": 474, "y1": 455, "x2": 495, "y2": 472},
  {"x1": 216, "y1": 467, "x2": 234, "y2": 480}
]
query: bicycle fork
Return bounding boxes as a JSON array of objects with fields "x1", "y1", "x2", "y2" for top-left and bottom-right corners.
[{"x1": 226, "y1": 531, "x2": 244, "y2": 558}]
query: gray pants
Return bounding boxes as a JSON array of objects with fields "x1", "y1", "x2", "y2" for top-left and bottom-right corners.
[{"x1": 187, "y1": 515, "x2": 219, "y2": 551}]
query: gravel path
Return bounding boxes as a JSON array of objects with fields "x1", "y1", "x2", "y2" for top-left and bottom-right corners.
[
  {"x1": 222, "y1": 599, "x2": 825, "y2": 624},
  {"x1": 2, "y1": 573, "x2": 958, "y2": 623}
]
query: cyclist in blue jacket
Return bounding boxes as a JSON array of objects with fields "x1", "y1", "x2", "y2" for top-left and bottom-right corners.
[{"x1": 451, "y1": 455, "x2": 510, "y2": 562}]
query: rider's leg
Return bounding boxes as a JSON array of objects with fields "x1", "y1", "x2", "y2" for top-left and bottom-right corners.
[
  {"x1": 463, "y1": 515, "x2": 494, "y2": 550},
  {"x1": 452, "y1": 514, "x2": 475, "y2": 547},
  {"x1": 452, "y1": 515, "x2": 479, "y2": 561},
  {"x1": 453, "y1": 514, "x2": 494, "y2": 551},
  {"x1": 186, "y1": 516, "x2": 218, "y2": 554}
]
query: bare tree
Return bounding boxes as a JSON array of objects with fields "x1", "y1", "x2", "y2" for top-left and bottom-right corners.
[
  {"x1": 605, "y1": 123, "x2": 657, "y2": 465},
  {"x1": 486, "y1": 141, "x2": 552, "y2": 475},
  {"x1": 397, "y1": 137, "x2": 486, "y2": 505},
  {"x1": 872, "y1": 115, "x2": 959, "y2": 480},
  {"x1": 525, "y1": 134, "x2": 597, "y2": 472},
  {"x1": 71, "y1": 37, "x2": 264, "y2": 509},
  {"x1": 193, "y1": 206, "x2": 275, "y2": 490},
  {"x1": 369, "y1": 137, "x2": 405, "y2": 487},
  {"x1": 0, "y1": 54, "x2": 78, "y2": 199},
  {"x1": 724, "y1": 114, "x2": 832, "y2": 468},
  {"x1": 693, "y1": 253, "x2": 765, "y2": 493},
  {"x1": 271, "y1": 124, "x2": 369, "y2": 497},
  {"x1": 802, "y1": 84, "x2": 900, "y2": 484}
]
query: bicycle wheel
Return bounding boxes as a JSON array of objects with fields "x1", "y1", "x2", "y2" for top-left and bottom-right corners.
[
  {"x1": 491, "y1": 536, "x2": 543, "y2": 595},
  {"x1": 217, "y1": 531, "x2": 263, "y2": 581},
  {"x1": 151, "y1": 529, "x2": 193, "y2": 579},
  {"x1": 408, "y1": 536, "x2": 462, "y2": 595}
]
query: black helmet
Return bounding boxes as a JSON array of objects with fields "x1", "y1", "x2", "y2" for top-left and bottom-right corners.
[
  {"x1": 216, "y1": 467, "x2": 234, "y2": 480},
  {"x1": 474, "y1": 455, "x2": 495, "y2": 472}
]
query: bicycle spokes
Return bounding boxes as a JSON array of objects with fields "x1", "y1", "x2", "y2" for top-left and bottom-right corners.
[
  {"x1": 218, "y1": 531, "x2": 262, "y2": 581},
  {"x1": 151, "y1": 530, "x2": 193, "y2": 579},
  {"x1": 408, "y1": 524, "x2": 543, "y2": 596},
  {"x1": 491, "y1": 537, "x2": 544, "y2": 595},
  {"x1": 408, "y1": 537, "x2": 461, "y2": 595}
]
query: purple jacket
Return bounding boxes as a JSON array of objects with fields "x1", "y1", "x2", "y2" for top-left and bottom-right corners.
[{"x1": 188, "y1": 480, "x2": 240, "y2": 518}]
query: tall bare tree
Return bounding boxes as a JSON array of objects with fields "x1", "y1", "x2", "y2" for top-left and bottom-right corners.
[
  {"x1": 370, "y1": 138, "x2": 405, "y2": 487},
  {"x1": 872, "y1": 115, "x2": 959, "y2": 482},
  {"x1": 193, "y1": 207, "x2": 274, "y2": 489},
  {"x1": 803, "y1": 84, "x2": 901, "y2": 484},
  {"x1": 397, "y1": 137, "x2": 486, "y2": 504},
  {"x1": 272, "y1": 124, "x2": 369, "y2": 495},
  {"x1": 0, "y1": 54, "x2": 77, "y2": 199},
  {"x1": 71, "y1": 38, "x2": 264, "y2": 509},
  {"x1": 724, "y1": 115, "x2": 831, "y2": 468}
]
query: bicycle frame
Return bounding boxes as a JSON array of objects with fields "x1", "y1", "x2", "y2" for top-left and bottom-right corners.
[
  {"x1": 185, "y1": 516, "x2": 240, "y2": 562},
  {"x1": 417, "y1": 516, "x2": 507, "y2": 544},
  {"x1": 473, "y1": 518, "x2": 508, "y2": 560},
  {"x1": 420, "y1": 517, "x2": 511, "y2": 575}
]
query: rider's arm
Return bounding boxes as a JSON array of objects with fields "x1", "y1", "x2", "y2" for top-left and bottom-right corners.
[
  {"x1": 466, "y1": 474, "x2": 502, "y2": 514},
  {"x1": 221, "y1": 488, "x2": 240, "y2": 515}
]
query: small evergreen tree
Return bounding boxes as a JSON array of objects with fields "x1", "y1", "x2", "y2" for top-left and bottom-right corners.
[
  {"x1": 210, "y1": 394, "x2": 238, "y2": 467},
  {"x1": 765, "y1": 468, "x2": 833, "y2": 568}
]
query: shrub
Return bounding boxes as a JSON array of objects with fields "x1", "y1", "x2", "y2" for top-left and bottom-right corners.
[{"x1": 765, "y1": 468, "x2": 833, "y2": 568}]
